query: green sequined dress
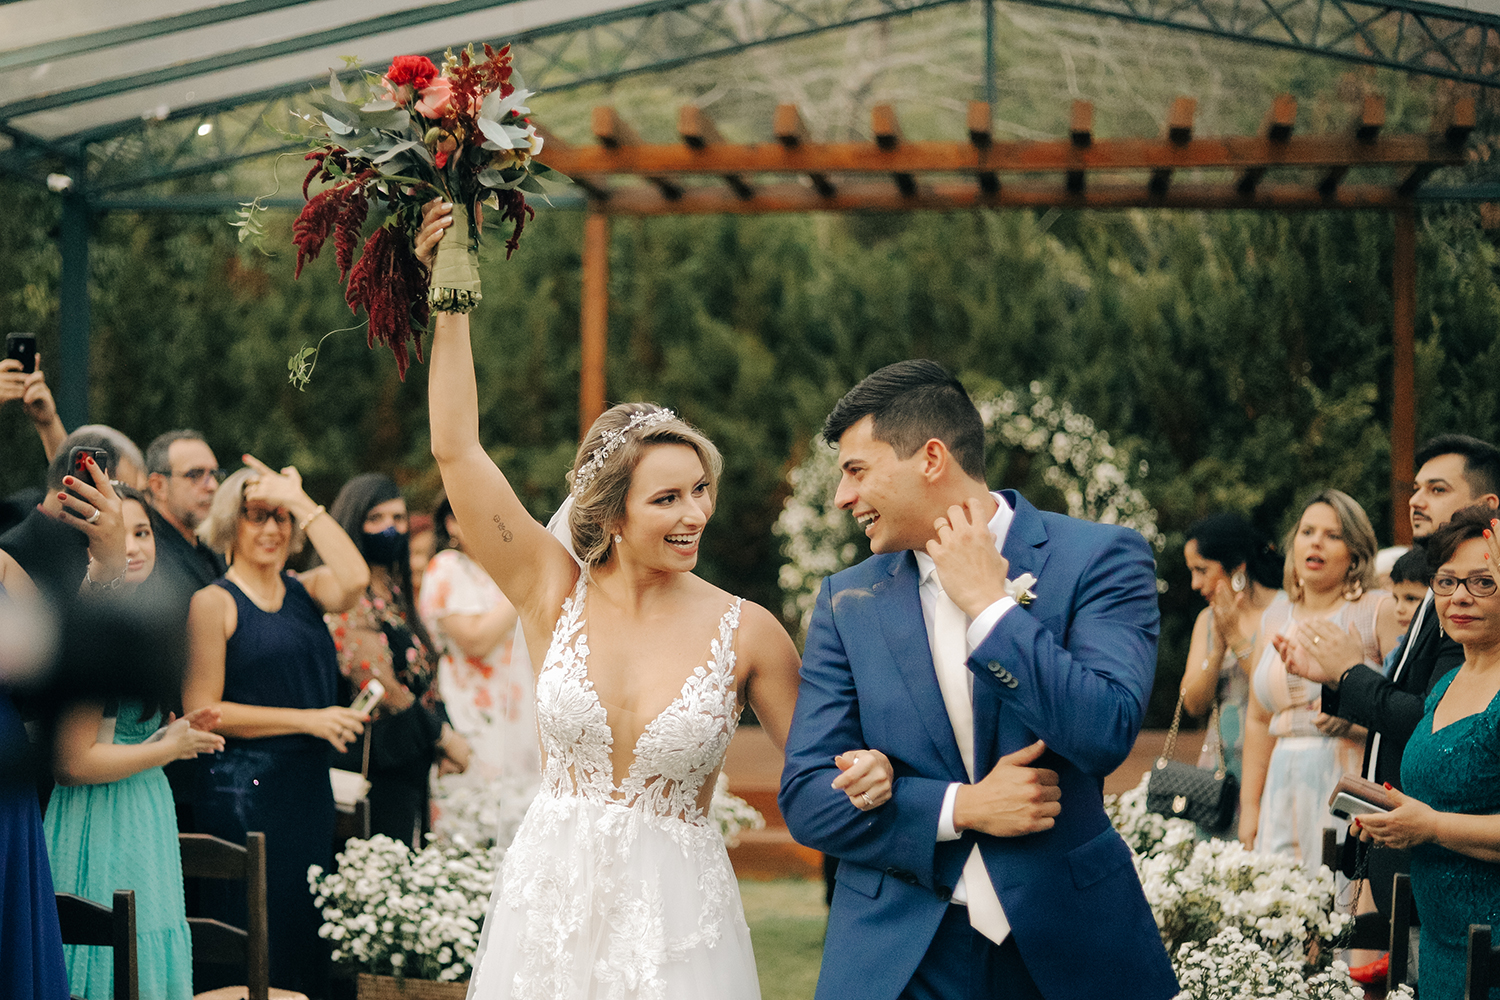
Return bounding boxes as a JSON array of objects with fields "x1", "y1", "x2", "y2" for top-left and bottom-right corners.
[
  {"x1": 1403, "y1": 671, "x2": 1500, "y2": 1000},
  {"x1": 43, "y1": 701, "x2": 193, "y2": 1000}
]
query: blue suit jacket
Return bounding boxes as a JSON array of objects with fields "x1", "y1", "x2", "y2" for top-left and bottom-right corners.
[{"x1": 779, "y1": 492, "x2": 1177, "y2": 1000}]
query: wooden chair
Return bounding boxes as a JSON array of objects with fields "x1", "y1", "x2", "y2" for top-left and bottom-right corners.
[
  {"x1": 1467, "y1": 923, "x2": 1500, "y2": 999},
  {"x1": 179, "y1": 832, "x2": 308, "y2": 1000},
  {"x1": 55, "y1": 889, "x2": 139, "y2": 1000}
]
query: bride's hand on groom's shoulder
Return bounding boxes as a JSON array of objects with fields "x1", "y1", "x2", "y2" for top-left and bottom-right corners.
[{"x1": 832, "y1": 749, "x2": 894, "y2": 811}]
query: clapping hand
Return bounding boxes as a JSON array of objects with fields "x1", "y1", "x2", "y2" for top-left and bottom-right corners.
[
  {"x1": 1279, "y1": 619, "x2": 1364, "y2": 689},
  {"x1": 161, "y1": 712, "x2": 226, "y2": 760},
  {"x1": 832, "y1": 749, "x2": 893, "y2": 811}
]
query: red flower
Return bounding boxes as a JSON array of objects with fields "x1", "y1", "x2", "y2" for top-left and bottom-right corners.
[{"x1": 384, "y1": 55, "x2": 437, "y2": 90}]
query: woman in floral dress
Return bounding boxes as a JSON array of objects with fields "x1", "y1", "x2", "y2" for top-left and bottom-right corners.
[{"x1": 419, "y1": 496, "x2": 539, "y2": 846}]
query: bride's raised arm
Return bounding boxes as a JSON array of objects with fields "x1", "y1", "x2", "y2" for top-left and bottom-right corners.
[{"x1": 423, "y1": 202, "x2": 578, "y2": 620}]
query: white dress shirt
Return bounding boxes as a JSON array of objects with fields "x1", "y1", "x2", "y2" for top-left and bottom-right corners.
[{"x1": 911, "y1": 492, "x2": 1018, "y2": 904}]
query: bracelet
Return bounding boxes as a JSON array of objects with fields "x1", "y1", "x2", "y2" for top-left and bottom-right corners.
[
  {"x1": 298, "y1": 504, "x2": 327, "y2": 532},
  {"x1": 84, "y1": 566, "x2": 126, "y2": 591}
]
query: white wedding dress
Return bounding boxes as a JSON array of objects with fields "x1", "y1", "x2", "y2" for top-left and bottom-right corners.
[{"x1": 465, "y1": 577, "x2": 761, "y2": 1000}]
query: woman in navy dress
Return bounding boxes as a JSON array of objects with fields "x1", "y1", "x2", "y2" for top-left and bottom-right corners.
[
  {"x1": 0, "y1": 555, "x2": 69, "y2": 1000},
  {"x1": 185, "y1": 455, "x2": 369, "y2": 996},
  {"x1": 1359, "y1": 506, "x2": 1500, "y2": 1000}
]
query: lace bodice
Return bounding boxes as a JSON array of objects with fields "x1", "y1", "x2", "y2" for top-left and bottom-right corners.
[{"x1": 534, "y1": 577, "x2": 743, "y2": 824}]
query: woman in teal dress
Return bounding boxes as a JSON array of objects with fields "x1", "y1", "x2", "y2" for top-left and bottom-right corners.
[
  {"x1": 1358, "y1": 506, "x2": 1500, "y2": 1000},
  {"x1": 44, "y1": 489, "x2": 225, "y2": 1000}
]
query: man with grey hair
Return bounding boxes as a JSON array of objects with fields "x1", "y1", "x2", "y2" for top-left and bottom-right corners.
[{"x1": 143, "y1": 429, "x2": 227, "y2": 614}]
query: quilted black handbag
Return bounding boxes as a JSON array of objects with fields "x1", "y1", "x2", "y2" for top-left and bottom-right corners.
[{"x1": 1145, "y1": 693, "x2": 1238, "y2": 832}]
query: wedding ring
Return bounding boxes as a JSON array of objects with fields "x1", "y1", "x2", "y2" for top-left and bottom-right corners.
[
  {"x1": 861, "y1": 792, "x2": 872, "y2": 807},
  {"x1": 1312, "y1": 635, "x2": 1321, "y2": 645},
  {"x1": 86, "y1": 509, "x2": 101, "y2": 525}
]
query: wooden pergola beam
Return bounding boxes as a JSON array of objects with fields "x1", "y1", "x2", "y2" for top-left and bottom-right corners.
[
  {"x1": 1322, "y1": 95, "x2": 1386, "y2": 196},
  {"x1": 1237, "y1": 94, "x2": 1297, "y2": 196},
  {"x1": 679, "y1": 106, "x2": 753, "y2": 200},
  {"x1": 872, "y1": 104, "x2": 916, "y2": 196},
  {"x1": 1150, "y1": 97, "x2": 1196, "y2": 197},
  {"x1": 1068, "y1": 101, "x2": 1092, "y2": 195},
  {"x1": 580, "y1": 179, "x2": 1422, "y2": 216},
  {"x1": 968, "y1": 101, "x2": 999, "y2": 194},
  {"x1": 774, "y1": 103, "x2": 834, "y2": 197},
  {"x1": 540, "y1": 133, "x2": 1463, "y2": 178},
  {"x1": 592, "y1": 106, "x2": 682, "y2": 201},
  {"x1": 1400, "y1": 96, "x2": 1478, "y2": 195}
]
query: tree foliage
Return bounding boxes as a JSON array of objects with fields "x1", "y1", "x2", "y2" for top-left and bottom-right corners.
[{"x1": 5, "y1": 177, "x2": 1500, "y2": 723}]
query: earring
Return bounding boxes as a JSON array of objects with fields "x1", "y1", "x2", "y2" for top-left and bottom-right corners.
[
  {"x1": 614, "y1": 534, "x2": 623, "y2": 544},
  {"x1": 1231, "y1": 569, "x2": 1247, "y2": 593}
]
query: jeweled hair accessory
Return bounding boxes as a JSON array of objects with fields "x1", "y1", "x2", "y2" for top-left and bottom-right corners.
[{"x1": 571, "y1": 408, "x2": 678, "y2": 497}]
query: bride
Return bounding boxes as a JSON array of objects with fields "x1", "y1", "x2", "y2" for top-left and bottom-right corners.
[{"x1": 420, "y1": 201, "x2": 891, "y2": 1000}]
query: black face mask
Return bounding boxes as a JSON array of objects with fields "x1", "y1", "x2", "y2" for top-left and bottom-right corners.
[{"x1": 362, "y1": 526, "x2": 409, "y2": 567}]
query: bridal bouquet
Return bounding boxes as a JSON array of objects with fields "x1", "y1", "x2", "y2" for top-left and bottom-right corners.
[{"x1": 245, "y1": 43, "x2": 559, "y2": 386}]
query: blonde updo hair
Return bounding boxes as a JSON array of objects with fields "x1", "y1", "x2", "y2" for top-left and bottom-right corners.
[
  {"x1": 1283, "y1": 488, "x2": 1378, "y2": 602},
  {"x1": 568, "y1": 403, "x2": 723, "y2": 568},
  {"x1": 196, "y1": 467, "x2": 308, "y2": 561}
]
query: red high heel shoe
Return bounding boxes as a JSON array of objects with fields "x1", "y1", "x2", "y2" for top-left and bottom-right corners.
[{"x1": 1349, "y1": 953, "x2": 1390, "y2": 985}]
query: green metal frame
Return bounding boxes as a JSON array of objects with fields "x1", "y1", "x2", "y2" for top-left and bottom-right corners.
[{"x1": 5, "y1": 0, "x2": 1500, "y2": 193}]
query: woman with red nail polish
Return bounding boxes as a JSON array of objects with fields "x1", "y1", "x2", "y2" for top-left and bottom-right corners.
[{"x1": 1355, "y1": 506, "x2": 1500, "y2": 998}]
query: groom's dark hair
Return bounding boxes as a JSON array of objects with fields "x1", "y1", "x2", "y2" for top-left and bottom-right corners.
[{"x1": 824, "y1": 360, "x2": 987, "y2": 480}]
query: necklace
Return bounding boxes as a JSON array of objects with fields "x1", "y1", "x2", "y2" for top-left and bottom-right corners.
[{"x1": 226, "y1": 566, "x2": 285, "y2": 611}]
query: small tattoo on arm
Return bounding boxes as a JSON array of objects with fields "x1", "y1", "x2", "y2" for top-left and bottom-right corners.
[{"x1": 492, "y1": 514, "x2": 514, "y2": 542}]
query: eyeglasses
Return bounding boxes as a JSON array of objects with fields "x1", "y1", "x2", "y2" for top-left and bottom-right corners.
[
  {"x1": 1432, "y1": 573, "x2": 1498, "y2": 597},
  {"x1": 173, "y1": 467, "x2": 226, "y2": 485},
  {"x1": 241, "y1": 506, "x2": 290, "y2": 527}
]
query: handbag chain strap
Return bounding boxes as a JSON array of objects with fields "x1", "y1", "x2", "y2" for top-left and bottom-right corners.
[{"x1": 1159, "y1": 663, "x2": 1228, "y2": 779}]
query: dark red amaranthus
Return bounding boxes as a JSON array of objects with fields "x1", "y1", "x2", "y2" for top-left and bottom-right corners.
[
  {"x1": 496, "y1": 188, "x2": 535, "y2": 259},
  {"x1": 344, "y1": 225, "x2": 431, "y2": 380}
]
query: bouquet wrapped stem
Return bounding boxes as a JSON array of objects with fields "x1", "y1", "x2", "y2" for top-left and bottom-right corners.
[{"x1": 429, "y1": 202, "x2": 481, "y2": 313}]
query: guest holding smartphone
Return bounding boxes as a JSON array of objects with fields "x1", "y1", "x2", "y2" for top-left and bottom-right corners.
[
  {"x1": 318, "y1": 474, "x2": 469, "y2": 849},
  {"x1": 45, "y1": 487, "x2": 224, "y2": 1000},
  {"x1": 1358, "y1": 505, "x2": 1500, "y2": 1000},
  {"x1": 184, "y1": 456, "x2": 369, "y2": 997}
]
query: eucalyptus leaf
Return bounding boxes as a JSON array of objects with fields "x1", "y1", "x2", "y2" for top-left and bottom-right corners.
[
  {"x1": 361, "y1": 99, "x2": 398, "y2": 112},
  {"x1": 328, "y1": 70, "x2": 348, "y2": 104},
  {"x1": 322, "y1": 112, "x2": 354, "y2": 136},
  {"x1": 360, "y1": 109, "x2": 411, "y2": 132},
  {"x1": 476, "y1": 169, "x2": 508, "y2": 188},
  {"x1": 518, "y1": 175, "x2": 547, "y2": 195},
  {"x1": 372, "y1": 139, "x2": 423, "y2": 165}
]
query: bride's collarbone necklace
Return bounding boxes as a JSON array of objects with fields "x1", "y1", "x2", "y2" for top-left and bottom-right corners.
[{"x1": 227, "y1": 567, "x2": 285, "y2": 611}]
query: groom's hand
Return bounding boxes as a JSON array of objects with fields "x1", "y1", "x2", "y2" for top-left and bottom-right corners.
[
  {"x1": 927, "y1": 498, "x2": 1008, "y2": 619},
  {"x1": 953, "y1": 740, "x2": 1061, "y2": 837}
]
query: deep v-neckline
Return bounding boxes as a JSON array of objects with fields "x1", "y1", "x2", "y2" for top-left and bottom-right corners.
[{"x1": 568, "y1": 580, "x2": 741, "y2": 793}]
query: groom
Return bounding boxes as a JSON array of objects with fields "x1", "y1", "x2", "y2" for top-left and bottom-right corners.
[{"x1": 779, "y1": 361, "x2": 1177, "y2": 1000}]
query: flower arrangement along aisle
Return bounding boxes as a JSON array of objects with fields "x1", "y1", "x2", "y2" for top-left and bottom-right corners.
[
  {"x1": 240, "y1": 45, "x2": 560, "y2": 387},
  {"x1": 1105, "y1": 774, "x2": 1415, "y2": 1000}
]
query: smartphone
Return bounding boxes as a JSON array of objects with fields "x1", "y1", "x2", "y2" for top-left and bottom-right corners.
[
  {"x1": 1330, "y1": 792, "x2": 1390, "y2": 820},
  {"x1": 6, "y1": 332, "x2": 37, "y2": 374},
  {"x1": 65, "y1": 446, "x2": 113, "y2": 516},
  {"x1": 350, "y1": 678, "x2": 385, "y2": 716}
]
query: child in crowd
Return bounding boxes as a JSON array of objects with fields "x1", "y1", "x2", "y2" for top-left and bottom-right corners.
[
  {"x1": 44, "y1": 486, "x2": 224, "y2": 1000},
  {"x1": 1382, "y1": 547, "x2": 1431, "y2": 676}
]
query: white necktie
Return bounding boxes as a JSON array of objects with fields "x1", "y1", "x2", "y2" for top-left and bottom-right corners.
[{"x1": 931, "y1": 582, "x2": 1011, "y2": 945}]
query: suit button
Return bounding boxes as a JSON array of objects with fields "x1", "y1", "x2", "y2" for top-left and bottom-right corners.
[
  {"x1": 1005, "y1": 677, "x2": 1019, "y2": 690},
  {"x1": 987, "y1": 660, "x2": 1004, "y2": 675},
  {"x1": 935, "y1": 885, "x2": 952, "y2": 902}
]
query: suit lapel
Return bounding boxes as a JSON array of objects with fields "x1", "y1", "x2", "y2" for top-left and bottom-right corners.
[
  {"x1": 877, "y1": 553, "x2": 968, "y2": 781},
  {"x1": 972, "y1": 492, "x2": 1052, "y2": 772}
]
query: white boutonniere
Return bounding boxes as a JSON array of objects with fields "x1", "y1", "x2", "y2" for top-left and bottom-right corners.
[{"x1": 1005, "y1": 573, "x2": 1038, "y2": 607}]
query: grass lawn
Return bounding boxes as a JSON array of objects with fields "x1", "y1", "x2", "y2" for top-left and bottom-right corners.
[{"x1": 741, "y1": 878, "x2": 827, "y2": 1000}]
